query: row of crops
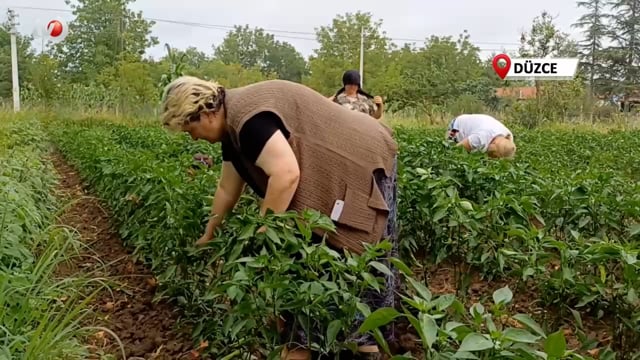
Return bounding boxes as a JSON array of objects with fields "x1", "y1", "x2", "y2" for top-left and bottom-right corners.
[
  {"x1": 0, "y1": 115, "x2": 102, "y2": 359},
  {"x1": 40, "y1": 115, "x2": 640, "y2": 359}
]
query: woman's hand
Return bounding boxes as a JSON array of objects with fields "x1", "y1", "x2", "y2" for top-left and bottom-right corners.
[
  {"x1": 372, "y1": 96, "x2": 384, "y2": 119},
  {"x1": 196, "y1": 231, "x2": 214, "y2": 246},
  {"x1": 195, "y1": 162, "x2": 245, "y2": 247},
  {"x1": 193, "y1": 153, "x2": 213, "y2": 168}
]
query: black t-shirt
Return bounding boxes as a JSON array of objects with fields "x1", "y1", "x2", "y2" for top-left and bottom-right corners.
[{"x1": 221, "y1": 111, "x2": 290, "y2": 197}]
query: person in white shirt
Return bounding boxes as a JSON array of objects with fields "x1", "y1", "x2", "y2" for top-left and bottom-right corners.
[{"x1": 446, "y1": 114, "x2": 516, "y2": 159}]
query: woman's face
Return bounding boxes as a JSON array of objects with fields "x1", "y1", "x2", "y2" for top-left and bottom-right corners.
[
  {"x1": 183, "y1": 111, "x2": 226, "y2": 143},
  {"x1": 345, "y1": 84, "x2": 358, "y2": 95}
]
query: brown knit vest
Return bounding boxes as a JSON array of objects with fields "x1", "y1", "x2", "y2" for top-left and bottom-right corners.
[{"x1": 223, "y1": 80, "x2": 398, "y2": 254}]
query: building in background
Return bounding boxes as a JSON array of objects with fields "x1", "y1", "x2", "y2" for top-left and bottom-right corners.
[{"x1": 495, "y1": 86, "x2": 537, "y2": 101}]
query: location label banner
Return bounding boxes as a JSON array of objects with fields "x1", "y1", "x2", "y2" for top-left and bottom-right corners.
[{"x1": 492, "y1": 54, "x2": 579, "y2": 80}]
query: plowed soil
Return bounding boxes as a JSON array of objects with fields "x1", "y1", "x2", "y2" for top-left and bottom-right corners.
[{"x1": 51, "y1": 151, "x2": 207, "y2": 360}]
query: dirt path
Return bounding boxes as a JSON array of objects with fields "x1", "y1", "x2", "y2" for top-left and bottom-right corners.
[{"x1": 51, "y1": 151, "x2": 203, "y2": 360}]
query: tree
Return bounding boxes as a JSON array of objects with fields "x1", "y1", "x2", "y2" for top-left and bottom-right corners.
[
  {"x1": 213, "y1": 25, "x2": 307, "y2": 82},
  {"x1": 26, "y1": 54, "x2": 61, "y2": 106},
  {"x1": 52, "y1": 0, "x2": 158, "y2": 83},
  {"x1": 304, "y1": 12, "x2": 396, "y2": 96},
  {"x1": 572, "y1": 0, "x2": 610, "y2": 96},
  {"x1": 511, "y1": 11, "x2": 588, "y2": 125},
  {"x1": 519, "y1": 11, "x2": 578, "y2": 58},
  {"x1": 97, "y1": 59, "x2": 157, "y2": 114},
  {"x1": 395, "y1": 31, "x2": 488, "y2": 110},
  {"x1": 0, "y1": 9, "x2": 35, "y2": 101},
  {"x1": 607, "y1": 0, "x2": 640, "y2": 92},
  {"x1": 519, "y1": 11, "x2": 580, "y2": 102},
  {"x1": 194, "y1": 60, "x2": 274, "y2": 88}
]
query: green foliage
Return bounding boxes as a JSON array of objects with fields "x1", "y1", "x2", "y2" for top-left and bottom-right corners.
[
  {"x1": 304, "y1": 11, "x2": 396, "y2": 97},
  {"x1": 0, "y1": 115, "x2": 102, "y2": 359},
  {"x1": 363, "y1": 283, "x2": 587, "y2": 359},
  {"x1": 395, "y1": 31, "x2": 490, "y2": 111},
  {"x1": 395, "y1": 125, "x2": 640, "y2": 356},
  {"x1": 519, "y1": 11, "x2": 578, "y2": 58},
  {"x1": 214, "y1": 25, "x2": 308, "y2": 82},
  {"x1": 48, "y1": 120, "x2": 395, "y2": 357},
  {"x1": 44, "y1": 115, "x2": 640, "y2": 358},
  {"x1": 53, "y1": 0, "x2": 158, "y2": 82}
]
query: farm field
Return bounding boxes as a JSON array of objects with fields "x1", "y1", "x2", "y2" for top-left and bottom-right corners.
[{"x1": 2, "y1": 113, "x2": 640, "y2": 360}]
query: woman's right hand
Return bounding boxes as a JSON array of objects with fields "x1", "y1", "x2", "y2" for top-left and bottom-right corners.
[
  {"x1": 194, "y1": 163, "x2": 245, "y2": 248},
  {"x1": 195, "y1": 216, "x2": 217, "y2": 246},
  {"x1": 195, "y1": 232, "x2": 214, "y2": 246}
]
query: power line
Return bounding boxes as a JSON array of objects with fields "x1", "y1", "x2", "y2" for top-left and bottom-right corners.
[{"x1": 6, "y1": 4, "x2": 521, "y2": 50}]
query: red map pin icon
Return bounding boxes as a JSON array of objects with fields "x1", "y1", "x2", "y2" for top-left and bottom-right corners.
[
  {"x1": 47, "y1": 20, "x2": 64, "y2": 37},
  {"x1": 492, "y1": 54, "x2": 511, "y2": 80}
]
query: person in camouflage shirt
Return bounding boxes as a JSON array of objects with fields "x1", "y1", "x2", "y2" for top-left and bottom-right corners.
[{"x1": 329, "y1": 70, "x2": 384, "y2": 120}]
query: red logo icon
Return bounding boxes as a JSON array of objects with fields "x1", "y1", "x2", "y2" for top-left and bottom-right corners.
[
  {"x1": 47, "y1": 20, "x2": 64, "y2": 37},
  {"x1": 492, "y1": 54, "x2": 511, "y2": 80}
]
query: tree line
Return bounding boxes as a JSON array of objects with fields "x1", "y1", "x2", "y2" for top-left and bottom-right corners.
[{"x1": 0, "y1": 0, "x2": 638, "y2": 125}]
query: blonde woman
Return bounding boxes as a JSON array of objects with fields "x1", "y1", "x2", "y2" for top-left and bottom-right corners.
[
  {"x1": 161, "y1": 76, "x2": 401, "y2": 359},
  {"x1": 328, "y1": 70, "x2": 384, "y2": 120},
  {"x1": 446, "y1": 114, "x2": 516, "y2": 159}
]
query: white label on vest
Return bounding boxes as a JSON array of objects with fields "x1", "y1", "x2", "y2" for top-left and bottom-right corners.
[{"x1": 330, "y1": 200, "x2": 344, "y2": 221}]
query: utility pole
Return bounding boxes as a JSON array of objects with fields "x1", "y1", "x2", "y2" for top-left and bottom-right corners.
[
  {"x1": 8, "y1": 9, "x2": 21, "y2": 112},
  {"x1": 359, "y1": 26, "x2": 364, "y2": 87}
]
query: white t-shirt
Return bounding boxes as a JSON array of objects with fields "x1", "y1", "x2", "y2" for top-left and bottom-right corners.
[{"x1": 448, "y1": 114, "x2": 512, "y2": 152}]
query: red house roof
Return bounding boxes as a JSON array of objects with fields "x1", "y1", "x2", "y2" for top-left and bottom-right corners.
[{"x1": 495, "y1": 87, "x2": 537, "y2": 99}]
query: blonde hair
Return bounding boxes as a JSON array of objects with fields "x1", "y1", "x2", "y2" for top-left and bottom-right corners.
[
  {"x1": 161, "y1": 75, "x2": 225, "y2": 131},
  {"x1": 488, "y1": 136, "x2": 516, "y2": 159}
]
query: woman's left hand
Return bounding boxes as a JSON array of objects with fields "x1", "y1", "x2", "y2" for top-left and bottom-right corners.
[
  {"x1": 373, "y1": 96, "x2": 383, "y2": 105},
  {"x1": 193, "y1": 153, "x2": 212, "y2": 168}
]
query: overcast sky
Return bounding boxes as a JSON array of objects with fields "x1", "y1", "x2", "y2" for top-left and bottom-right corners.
[{"x1": 4, "y1": 0, "x2": 583, "y2": 61}]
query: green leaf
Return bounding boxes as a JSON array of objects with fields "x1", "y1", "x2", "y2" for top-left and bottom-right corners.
[
  {"x1": 238, "y1": 224, "x2": 255, "y2": 239},
  {"x1": 435, "y1": 294, "x2": 456, "y2": 311},
  {"x1": 629, "y1": 223, "x2": 640, "y2": 236},
  {"x1": 458, "y1": 333, "x2": 493, "y2": 352},
  {"x1": 492, "y1": 286, "x2": 513, "y2": 305},
  {"x1": 460, "y1": 200, "x2": 473, "y2": 211},
  {"x1": 512, "y1": 314, "x2": 546, "y2": 338},
  {"x1": 265, "y1": 227, "x2": 282, "y2": 245},
  {"x1": 372, "y1": 328, "x2": 392, "y2": 355},
  {"x1": 420, "y1": 314, "x2": 438, "y2": 349},
  {"x1": 356, "y1": 302, "x2": 371, "y2": 317},
  {"x1": 576, "y1": 294, "x2": 598, "y2": 307},
  {"x1": 544, "y1": 330, "x2": 567, "y2": 358},
  {"x1": 502, "y1": 328, "x2": 540, "y2": 343},
  {"x1": 362, "y1": 272, "x2": 381, "y2": 291},
  {"x1": 433, "y1": 207, "x2": 448, "y2": 222},
  {"x1": 626, "y1": 288, "x2": 639, "y2": 305},
  {"x1": 369, "y1": 261, "x2": 392, "y2": 276},
  {"x1": 358, "y1": 308, "x2": 400, "y2": 333},
  {"x1": 470, "y1": 303, "x2": 485, "y2": 318},
  {"x1": 407, "y1": 277, "x2": 432, "y2": 302},
  {"x1": 390, "y1": 257, "x2": 413, "y2": 276},
  {"x1": 326, "y1": 320, "x2": 342, "y2": 345},
  {"x1": 445, "y1": 321, "x2": 466, "y2": 332}
]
